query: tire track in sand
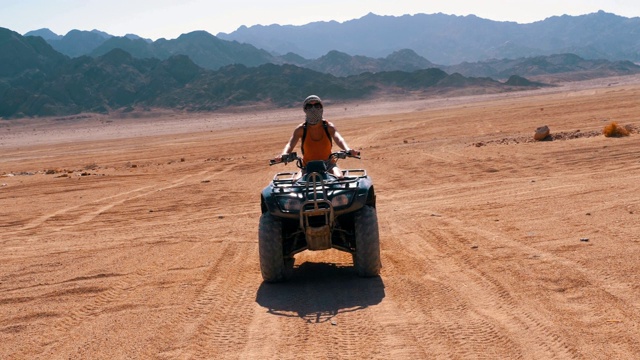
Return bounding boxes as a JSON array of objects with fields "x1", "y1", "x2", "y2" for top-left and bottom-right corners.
[
  {"x1": 155, "y1": 242, "x2": 259, "y2": 359},
  {"x1": 253, "y1": 252, "x2": 391, "y2": 360},
  {"x1": 37, "y1": 269, "x2": 141, "y2": 357},
  {"x1": 380, "y1": 212, "x2": 580, "y2": 359},
  {"x1": 18, "y1": 184, "x2": 179, "y2": 233},
  {"x1": 191, "y1": 243, "x2": 258, "y2": 359},
  {"x1": 15, "y1": 168, "x2": 222, "y2": 235},
  {"x1": 32, "y1": 165, "x2": 235, "y2": 358},
  {"x1": 429, "y1": 214, "x2": 640, "y2": 356}
]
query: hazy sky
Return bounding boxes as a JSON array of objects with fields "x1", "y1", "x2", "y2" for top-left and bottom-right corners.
[{"x1": 2, "y1": 0, "x2": 639, "y2": 40}]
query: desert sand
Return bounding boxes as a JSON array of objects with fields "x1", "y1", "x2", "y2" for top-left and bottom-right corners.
[{"x1": 1, "y1": 75, "x2": 639, "y2": 359}]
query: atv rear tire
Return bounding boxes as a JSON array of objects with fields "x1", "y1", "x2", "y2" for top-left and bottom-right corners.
[
  {"x1": 353, "y1": 205, "x2": 382, "y2": 277},
  {"x1": 259, "y1": 213, "x2": 288, "y2": 282}
]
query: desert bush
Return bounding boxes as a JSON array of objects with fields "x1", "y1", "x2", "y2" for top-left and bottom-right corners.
[{"x1": 603, "y1": 122, "x2": 630, "y2": 137}]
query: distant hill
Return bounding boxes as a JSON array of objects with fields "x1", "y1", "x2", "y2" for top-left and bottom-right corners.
[
  {"x1": 217, "y1": 11, "x2": 640, "y2": 64},
  {"x1": 90, "y1": 36, "x2": 165, "y2": 59},
  {"x1": 1, "y1": 28, "x2": 545, "y2": 119},
  {"x1": 443, "y1": 54, "x2": 640, "y2": 80},
  {"x1": 281, "y1": 49, "x2": 438, "y2": 77},
  {"x1": 24, "y1": 16, "x2": 640, "y2": 78},
  {"x1": 24, "y1": 28, "x2": 62, "y2": 41},
  {"x1": 30, "y1": 28, "x2": 636, "y2": 80},
  {"x1": 152, "y1": 31, "x2": 276, "y2": 69},
  {"x1": 279, "y1": 50, "x2": 640, "y2": 80},
  {"x1": 45, "y1": 29, "x2": 112, "y2": 58},
  {"x1": 0, "y1": 27, "x2": 68, "y2": 77},
  {"x1": 28, "y1": 28, "x2": 442, "y2": 74},
  {"x1": 37, "y1": 29, "x2": 277, "y2": 70}
]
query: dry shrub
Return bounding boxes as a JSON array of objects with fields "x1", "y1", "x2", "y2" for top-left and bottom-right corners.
[{"x1": 603, "y1": 122, "x2": 630, "y2": 137}]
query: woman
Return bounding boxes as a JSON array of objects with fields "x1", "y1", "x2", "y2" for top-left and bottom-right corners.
[{"x1": 274, "y1": 95, "x2": 359, "y2": 178}]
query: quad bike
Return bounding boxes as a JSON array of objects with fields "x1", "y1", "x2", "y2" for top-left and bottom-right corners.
[{"x1": 259, "y1": 151, "x2": 381, "y2": 282}]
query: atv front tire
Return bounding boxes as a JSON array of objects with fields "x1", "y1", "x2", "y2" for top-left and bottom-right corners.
[
  {"x1": 259, "y1": 213, "x2": 288, "y2": 282},
  {"x1": 353, "y1": 205, "x2": 382, "y2": 277}
]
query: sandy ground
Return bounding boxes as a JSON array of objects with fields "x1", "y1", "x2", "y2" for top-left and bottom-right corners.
[{"x1": 1, "y1": 75, "x2": 639, "y2": 359}]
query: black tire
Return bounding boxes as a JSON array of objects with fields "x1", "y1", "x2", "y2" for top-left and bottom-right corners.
[
  {"x1": 259, "y1": 213, "x2": 288, "y2": 282},
  {"x1": 353, "y1": 205, "x2": 382, "y2": 277}
]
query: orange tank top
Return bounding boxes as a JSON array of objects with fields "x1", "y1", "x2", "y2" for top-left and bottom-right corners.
[{"x1": 302, "y1": 121, "x2": 332, "y2": 165}]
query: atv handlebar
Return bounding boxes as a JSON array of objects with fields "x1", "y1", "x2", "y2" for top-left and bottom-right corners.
[
  {"x1": 270, "y1": 152, "x2": 300, "y2": 166},
  {"x1": 269, "y1": 150, "x2": 360, "y2": 166},
  {"x1": 332, "y1": 150, "x2": 361, "y2": 160}
]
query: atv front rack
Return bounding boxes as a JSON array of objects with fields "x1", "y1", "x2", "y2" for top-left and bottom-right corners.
[
  {"x1": 270, "y1": 169, "x2": 366, "y2": 251},
  {"x1": 271, "y1": 169, "x2": 367, "y2": 188},
  {"x1": 300, "y1": 172, "x2": 333, "y2": 250}
]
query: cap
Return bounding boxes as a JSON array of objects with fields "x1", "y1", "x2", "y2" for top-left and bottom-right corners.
[{"x1": 303, "y1": 95, "x2": 322, "y2": 108}]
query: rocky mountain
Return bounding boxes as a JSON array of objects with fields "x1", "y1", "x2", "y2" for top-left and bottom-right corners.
[
  {"x1": 278, "y1": 50, "x2": 640, "y2": 79},
  {"x1": 282, "y1": 49, "x2": 438, "y2": 77},
  {"x1": 90, "y1": 36, "x2": 165, "y2": 60},
  {"x1": 443, "y1": 54, "x2": 640, "y2": 80},
  {"x1": 34, "y1": 29, "x2": 276, "y2": 70},
  {"x1": 44, "y1": 29, "x2": 112, "y2": 58},
  {"x1": 24, "y1": 28, "x2": 63, "y2": 41},
  {"x1": 152, "y1": 31, "x2": 275, "y2": 69},
  {"x1": 23, "y1": 28, "x2": 436, "y2": 74},
  {"x1": 24, "y1": 18, "x2": 640, "y2": 79},
  {"x1": 0, "y1": 27, "x2": 68, "y2": 77},
  {"x1": 24, "y1": 28, "x2": 438, "y2": 74},
  {"x1": 1, "y1": 28, "x2": 544, "y2": 119},
  {"x1": 7, "y1": 20, "x2": 639, "y2": 120},
  {"x1": 217, "y1": 11, "x2": 640, "y2": 64}
]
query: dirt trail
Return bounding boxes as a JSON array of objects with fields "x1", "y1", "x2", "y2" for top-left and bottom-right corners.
[{"x1": 1, "y1": 78, "x2": 639, "y2": 359}]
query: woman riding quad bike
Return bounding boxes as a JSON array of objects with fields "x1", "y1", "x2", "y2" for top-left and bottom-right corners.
[{"x1": 259, "y1": 150, "x2": 381, "y2": 282}]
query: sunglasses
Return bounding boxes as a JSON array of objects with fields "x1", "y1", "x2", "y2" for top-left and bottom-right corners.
[{"x1": 304, "y1": 103, "x2": 323, "y2": 109}]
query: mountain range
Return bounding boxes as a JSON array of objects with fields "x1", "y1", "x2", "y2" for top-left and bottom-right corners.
[
  {"x1": 21, "y1": 11, "x2": 640, "y2": 78},
  {"x1": 217, "y1": 11, "x2": 640, "y2": 65},
  {"x1": 3, "y1": 10, "x2": 640, "y2": 119},
  {"x1": 2, "y1": 27, "x2": 552, "y2": 119},
  {"x1": 21, "y1": 11, "x2": 640, "y2": 79}
]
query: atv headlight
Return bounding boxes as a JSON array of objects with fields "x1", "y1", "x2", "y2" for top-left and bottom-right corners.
[
  {"x1": 330, "y1": 192, "x2": 354, "y2": 208},
  {"x1": 277, "y1": 196, "x2": 302, "y2": 212}
]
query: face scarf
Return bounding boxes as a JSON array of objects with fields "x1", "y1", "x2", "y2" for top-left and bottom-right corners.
[{"x1": 305, "y1": 107, "x2": 323, "y2": 125}]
